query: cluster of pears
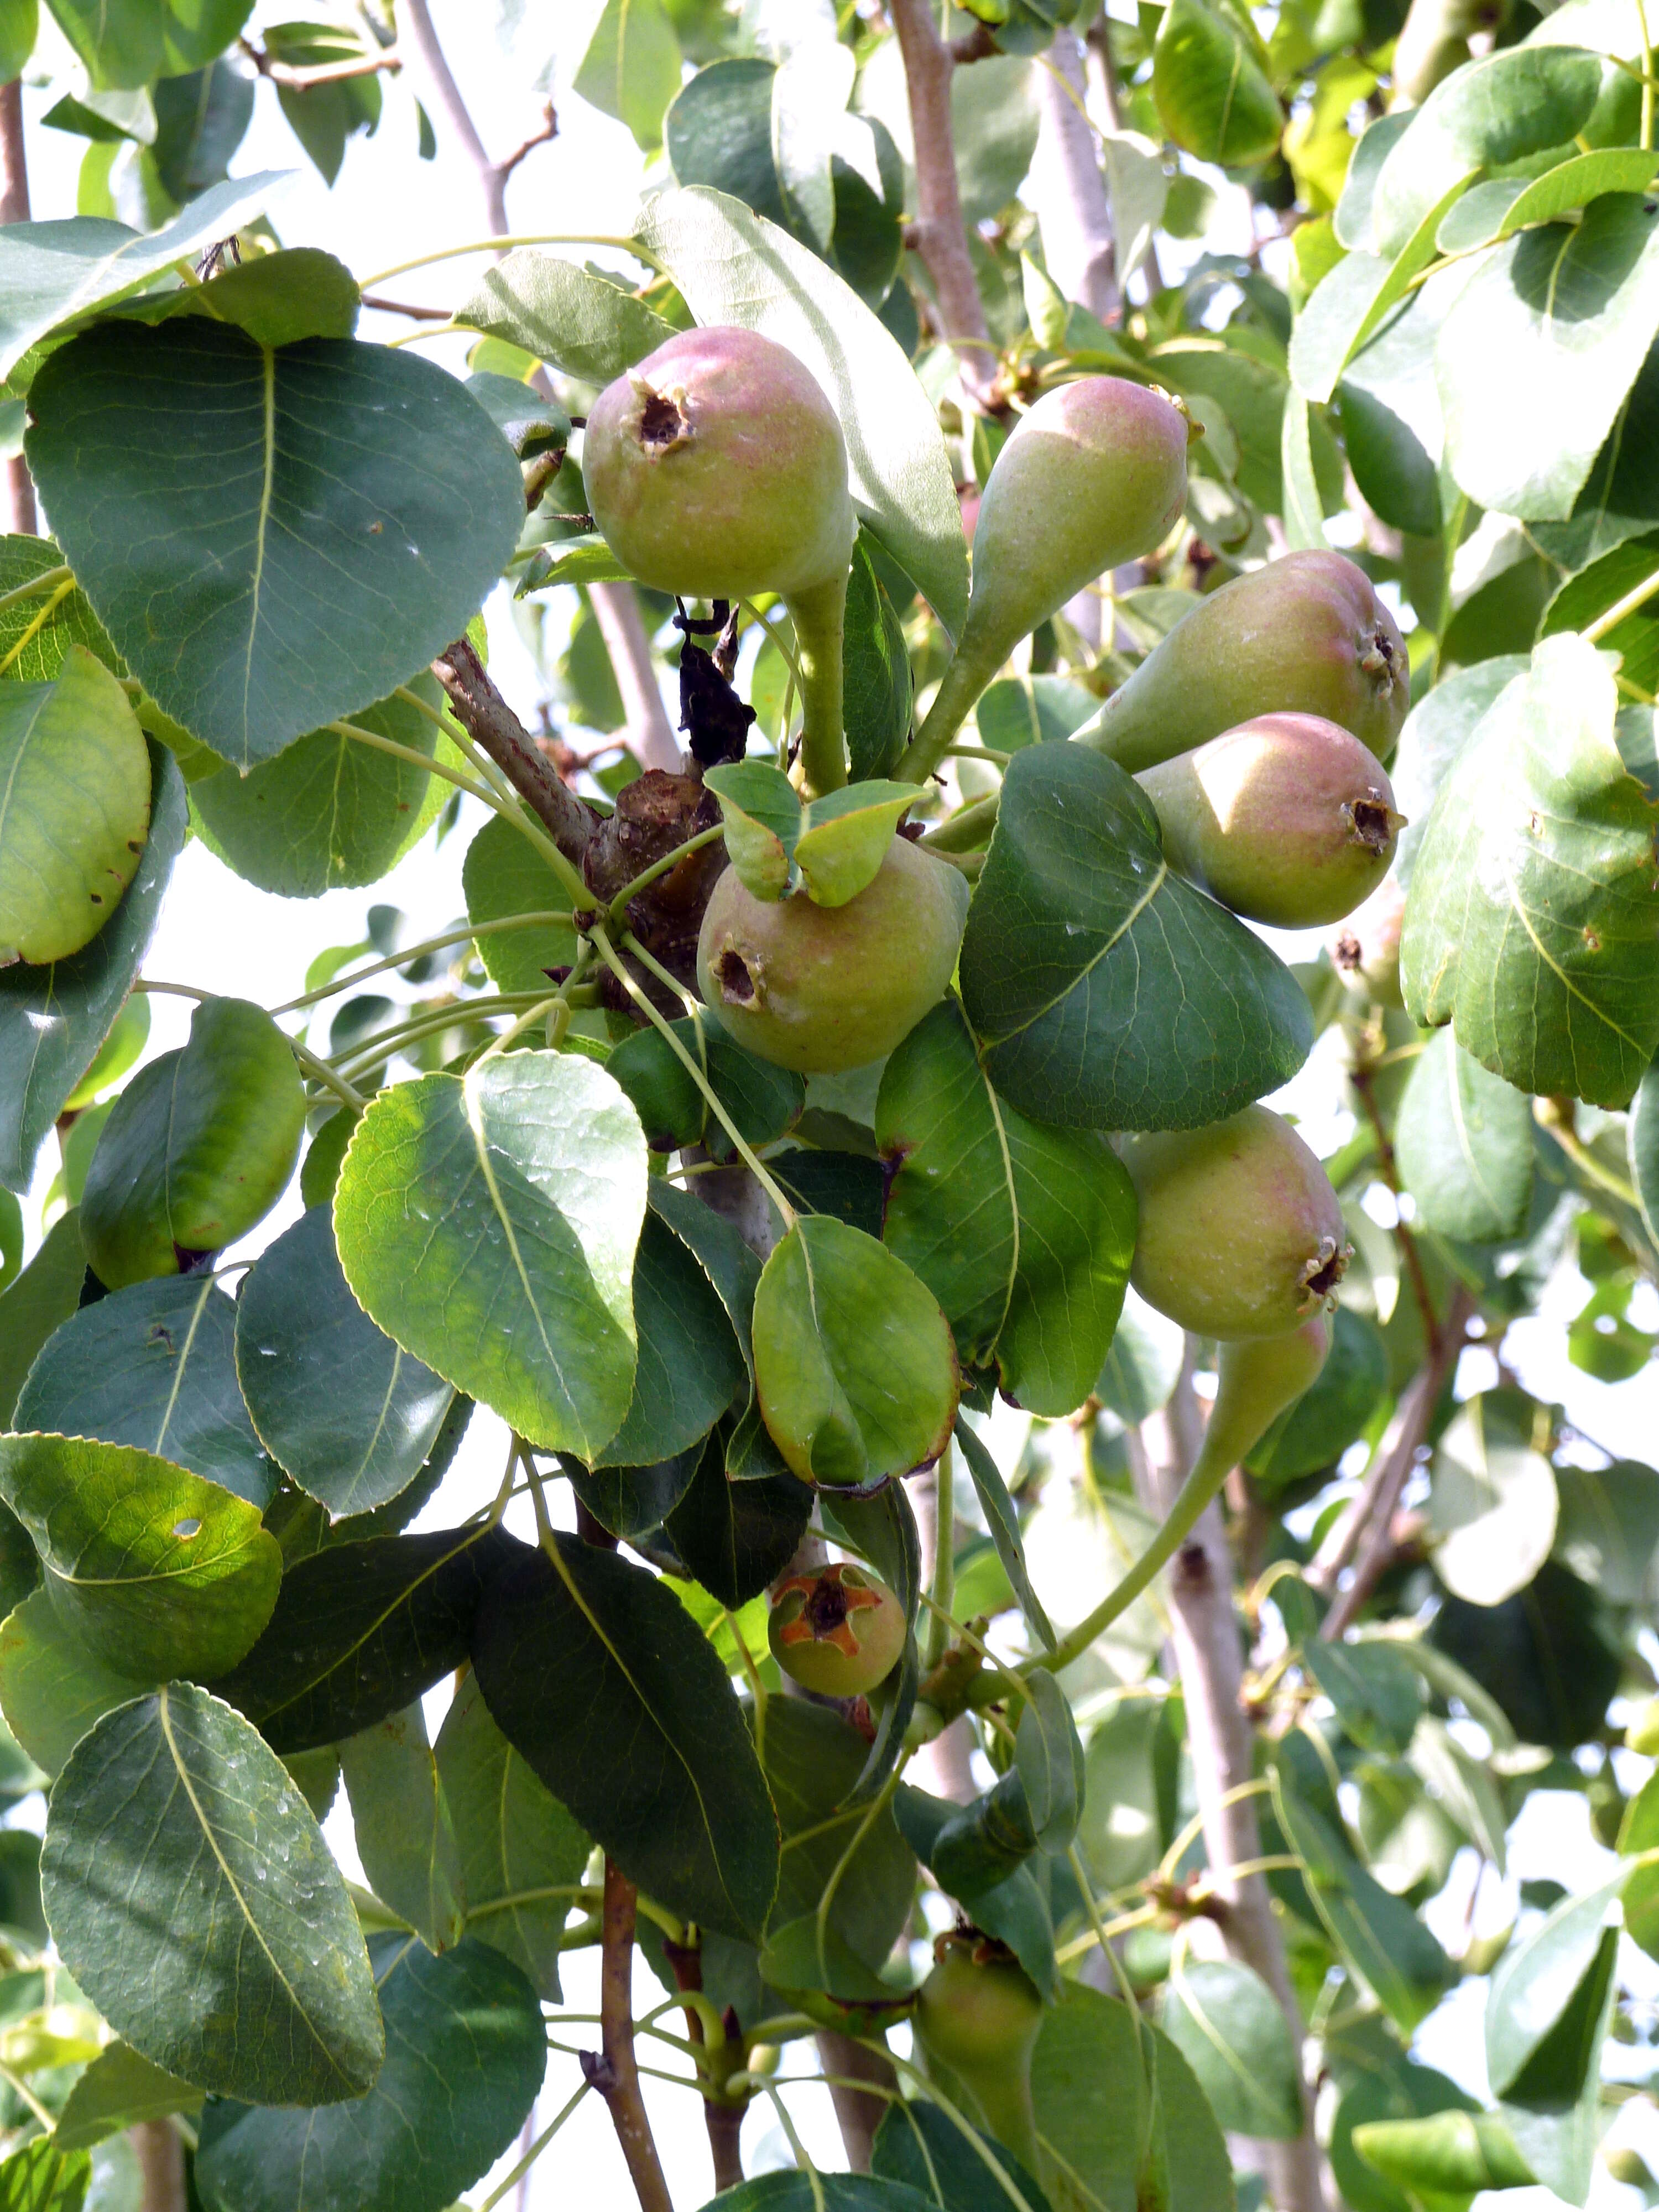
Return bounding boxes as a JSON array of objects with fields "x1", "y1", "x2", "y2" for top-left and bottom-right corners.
[{"x1": 585, "y1": 325, "x2": 1409, "y2": 1460}]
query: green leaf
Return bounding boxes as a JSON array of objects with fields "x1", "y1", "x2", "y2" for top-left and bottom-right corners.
[
  {"x1": 210, "y1": 1526, "x2": 513, "y2": 1753},
  {"x1": 80, "y1": 995, "x2": 305, "y2": 1287},
  {"x1": 1401, "y1": 635, "x2": 1659, "y2": 1110},
  {"x1": 196, "y1": 1932, "x2": 544, "y2": 2212},
  {"x1": 0, "y1": 534, "x2": 117, "y2": 682},
  {"x1": 952, "y1": 1418, "x2": 1055, "y2": 1654},
  {"x1": 1487, "y1": 1862, "x2": 1630, "y2": 2094},
  {"x1": 975, "y1": 676, "x2": 1099, "y2": 755},
  {"x1": 703, "y1": 761, "x2": 801, "y2": 901},
  {"x1": 41, "y1": 1682, "x2": 383, "y2": 2104},
  {"x1": 335, "y1": 1054, "x2": 648, "y2": 1458},
  {"x1": 573, "y1": 0, "x2": 681, "y2": 150},
  {"x1": 1631, "y1": 1051, "x2": 1659, "y2": 1246},
  {"x1": 1394, "y1": 1029, "x2": 1536, "y2": 1244},
  {"x1": 1271, "y1": 1765, "x2": 1453, "y2": 2031},
  {"x1": 1438, "y1": 148, "x2": 1659, "y2": 252},
  {"x1": 0, "y1": 741, "x2": 185, "y2": 1195},
  {"x1": 692, "y1": 2177, "x2": 937, "y2": 2210},
  {"x1": 235, "y1": 1204, "x2": 453, "y2": 1519},
  {"x1": 0, "y1": 1212, "x2": 83, "y2": 1424},
  {"x1": 339, "y1": 1703, "x2": 465, "y2": 1954},
  {"x1": 17, "y1": 1274, "x2": 275, "y2": 1506},
  {"x1": 1370, "y1": 47, "x2": 1604, "y2": 258},
  {"x1": 664, "y1": 1433, "x2": 812, "y2": 1608},
  {"x1": 55, "y1": 2043, "x2": 201, "y2": 2152},
  {"x1": 959, "y1": 743, "x2": 1312, "y2": 1133},
  {"x1": 455, "y1": 251, "x2": 676, "y2": 384},
  {"x1": 635, "y1": 186, "x2": 969, "y2": 640},
  {"x1": 515, "y1": 533, "x2": 638, "y2": 593},
  {"x1": 1301, "y1": 1640, "x2": 1423, "y2": 1756},
  {"x1": 189, "y1": 680, "x2": 444, "y2": 898},
  {"x1": 461, "y1": 812, "x2": 580, "y2": 995},
  {"x1": 1352, "y1": 2110, "x2": 1533, "y2": 2195},
  {"x1": 1437, "y1": 195, "x2": 1659, "y2": 522},
  {"x1": 878, "y1": 999, "x2": 1136, "y2": 1419},
  {"x1": 871, "y1": 2101, "x2": 1056, "y2": 2212},
  {"x1": 1431, "y1": 1558, "x2": 1619, "y2": 1749},
  {"x1": 753, "y1": 1215, "x2": 958, "y2": 1490},
  {"x1": 471, "y1": 1533, "x2": 780, "y2": 1941},
  {"x1": 1152, "y1": 0, "x2": 1283, "y2": 166},
  {"x1": 0, "y1": 2142, "x2": 87, "y2": 2211},
  {"x1": 607, "y1": 1015, "x2": 805, "y2": 1160},
  {"x1": 1620, "y1": 1769, "x2": 1659, "y2": 1960},
  {"x1": 119, "y1": 244, "x2": 359, "y2": 352},
  {"x1": 434, "y1": 1670, "x2": 588, "y2": 2002},
  {"x1": 0, "y1": 1432, "x2": 279, "y2": 1681},
  {"x1": 0, "y1": 178, "x2": 281, "y2": 378},
  {"x1": 795, "y1": 781, "x2": 919, "y2": 909},
  {"x1": 760, "y1": 1699, "x2": 915, "y2": 1968},
  {"x1": 1541, "y1": 528, "x2": 1659, "y2": 705},
  {"x1": 1335, "y1": 111, "x2": 1413, "y2": 251},
  {"x1": 25, "y1": 322, "x2": 523, "y2": 769},
  {"x1": 0, "y1": 648, "x2": 148, "y2": 966},
  {"x1": 1288, "y1": 181, "x2": 1467, "y2": 405},
  {"x1": 596, "y1": 1205, "x2": 748, "y2": 1469},
  {"x1": 1390, "y1": 658, "x2": 1529, "y2": 891},
  {"x1": 0, "y1": 1586, "x2": 145, "y2": 1780},
  {"x1": 844, "y1": 534, "x2": 911, "y2": 781},
  {"x1": 1161, "y1": 1955, "x2": 1302, "y2": 2139},
  {"x1": 1030, "y1": 1986, "x2": 1234, "y2": 2212},
  {"x1": 1246, "y1": 1306, "x2": 1389, "y2": 1490},
  {"x1": 62, "y1": 991, "x2": 147, "y2": 1110}
]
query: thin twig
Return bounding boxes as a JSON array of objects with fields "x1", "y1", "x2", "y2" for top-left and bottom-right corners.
[
  {"x1": 239, "y1": 36, "x2": 403, "y2": 89},
  {"x1": 586, "y1": 1860, "x2": 675, "y2": 2212}
]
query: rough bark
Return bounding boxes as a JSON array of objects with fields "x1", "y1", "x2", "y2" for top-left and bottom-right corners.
[{"x1": 1130, "y1": 1354, "x2": 1328, "y2": 2212}]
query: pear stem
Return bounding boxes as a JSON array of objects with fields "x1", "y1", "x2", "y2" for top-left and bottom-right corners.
[
  {"x1": 899, "y1": 645, "x2": 995, "y2": 787},
  {"x1": 786, "y1": 572, "x2": 849, "y2": 796}
]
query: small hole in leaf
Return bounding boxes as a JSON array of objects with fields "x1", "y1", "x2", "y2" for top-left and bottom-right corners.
[{"x1": 172, "y1": 1518, "x2": 201, "y2": 1539}]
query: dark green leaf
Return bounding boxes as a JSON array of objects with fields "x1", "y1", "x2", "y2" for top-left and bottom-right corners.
[
  {"x1": 1551, "y1": 1457, "x2": 1659, "y2": 1603},
  {"x1": 1247, "y1": 1306, "x2": 1389, "y2": 1489},
  {"x1": 1493, "y1": 1905, "x2": 1622, "y2": 2203},
  {"x1": 664, "y1": 1430, "x2": 812, "y2": 1609},
  {"x1": 871, "y1": 2101, "x2": 1056, "y2": 2212},
  {"x1": 0, "y1": 1211, "x2": 85, "y2": 1423},
  {"x1": 0, "y1": 1432, "x2": 278, "y2": 1680},
  {"x1": 1161, "y1": 1955, "x2": 1302, "y2": 2138},
  {"x1": 692, "y1": 2177, "x2": 937, "y2": 2210},
  {"x1": 455, "y1": 251, "x2": 676, "y2": 384},
  {"x1": 80, "y1": 994, "x2": 305, "y2": 1286},
  {"x1": 149, "y1": 60, "x2": 252, "y2": 202},
  {"x1": 844, "y1": 533, "x2": 911, "y2": 781},
  {"x1": 41, "y1": 1682, "x2": 383, "y2": 2104},
  {"x1": 975, "y1": 676, "x2": 1099, "y2": 755},
  {"x1": 609, "y1": 1019, "x2": 805, "y2": 1161},
  {"x1": 761, "y1": 1699, "x2": 915, "y2": 1968},
  {"x1": 0, "y1": 742, "x2": 185, "y2": 1194},
  {"x1": 25, "y1": 322, "x2": 522, "y2": 767},
  {"x1": 338, "y1": 1704, "x2": 465, "y2": 1955},
  {"x1": 210, "y1": 1525, "x2": 514, "y2": 1753},
  {"x1": 460, "y1": 812, "x2": 580, "y2": 995},
  {"x1": 235, "y1": 1204, "x2": 453, "y2": 1519},
  {"x1": 636, "y1": 187, "x2": 968, "y2": 639},
  {"x1": 334, "y1": 1054, "x2": 648, "y2": 1458},
  {"x1": 1394, "y1": 1030, "x2": 1536, "y2": 1243},
  {"x1": 1401, "y1": 635, "x2": 1659, "y2": 1109},
  {"x1": 565, "y1": 1446, "x2": 704, "y2": 1542},
  {"x1": 598, "y1": 1203, "x2": 748, "y2": 1468},
  {"x1": 959, "y1": 743, "x2": 1312, "y2": 1131},
  {"x1": 196, "y1": 1933, "x2": 544, "y2": 2212},
  {"x1": 264, "y1": 1393, "x2": 472, "y2": 1563},
  {"x1": 952, "y1": 1418, "x2": 1055, "y2": 1653},
  {"x1": 879, "y1": 999, "x2": 1136, "y2": 1418},
  {"x1": 434, "y1": 1671, "x2": 589, "y2": 2002},
  {"x1": 1302, "y1": 1640, "x2": 1423, "y2": 1756},
  {"x1": 471, "y1": 1534, "x2": 779, "y2": 1941},
  {"x1": 18, "y1": 1274, "x2": 275, "y2": 1505},
  {"x1": 1329, "y1": 2052, "x2": 1478, "y2": 2212},
  {"x1": 1431, "y1": 1558, "x2": 1620, "y2": 1749}
]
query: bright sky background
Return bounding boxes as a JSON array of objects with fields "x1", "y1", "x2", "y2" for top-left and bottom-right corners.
[{"x1": 9, "y1": 4, "x2": 1659, "y2": 2205}]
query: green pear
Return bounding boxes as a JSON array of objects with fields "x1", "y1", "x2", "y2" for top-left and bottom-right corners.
[
  {"x1": 1081, "y1": 550, "x2": 1410, "y2": 773},
  {"x1": 1329, "y1": 873, "x2": 1406, "y2": 1006},
  {"x1": 1121, "y1": 1105, "x2": 1349, "y2": 1339},
  {"x1": 584, "y1": 326, "x2": 857, "y2": 793},
  {"x1": 1137, "y1": 712, "x2": 1405, "y2": 928},
  {"x1": 915, "y1": 1936, "x2": 1044, "y2": 2173},
  {"x1": 767, "y1": 1561, "x2": 906, "y2": 1694},
  {"x1": 696, "y1": 834, "x2": 969, "y2": 1073},
  {"x1": 903, "y1": 377, "x2": 1190, "y2": 782}
]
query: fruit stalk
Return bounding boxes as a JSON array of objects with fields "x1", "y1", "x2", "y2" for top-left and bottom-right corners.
[
  {"x1": 1040, "y1": 1314, "x2": 1331, "y2": 1671},
  {"x1": 786, "y1": 571, "x2": 850, "y2": 796}
]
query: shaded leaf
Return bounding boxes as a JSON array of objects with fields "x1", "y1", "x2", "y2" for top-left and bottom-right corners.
[
  {"x1": 339, "y1": 1703, "x2": 465, "y2": 1955},
  {"x1": 1152, "y1": 0, "x2": 1282, "y2": 165},
  {"x1": 953, "y1": 1418, "x2": 1055, "y2": 1654},
  {"x1": 55, "y1": 2043, "x2": 200, "y2": 2153},
  {"x1": 1395, "y1": 1028, "x2": 1536, "y2": 1244},
  {"x1": 460, "y1": 812, "x2": 580, "y2": 997},
  {"x1": 0, "y1": 1587, "x2": 148, "y2": 1781},
  {"x1": 871, "y1": 2100, "x2": 1056, "y2": 2212},
  {"x1": 762, "y1": 1699, "x2": 916, "y2": 1969},
  {"x1": 664, "y1": 1429, "x2": 813, "y2": 1609},
  {"x1": 455, "y1": 251, "x2": 676, "y2": 384},
  {"x1": 1162, "y1": 1955, "x2": 1301, "y2": 2139},
  {"x1": 596, "y1": 1204, "x2": 748, "y2": 1470}
]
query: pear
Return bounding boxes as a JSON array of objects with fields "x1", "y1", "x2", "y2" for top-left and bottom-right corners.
[
  {"x1": 915, "y1": 1936, "x2": 1044, "y2": 2173},
  {"x1": 1329, "y1": 873, "x2": 1407, "y2": 1007},
  {"x1": 1138, "y1": 712, "x2": 1405, "y2": 928},
  {"x1": 767, "y1": 1562, "x2": 906, "y2": 1695},
  {"x1": 584, "y1": 326, "x2": 858, "y2": 793},
  {"x1": 1120, "y1": 1105, "x2": 1349, "y2": 1340},
  {"x1": 902, "y1": 377, "x2": 1190, "y2": 781},
  {"x1": 697, "y1": 835, "x2": 969, "y2": 1073},
  {"x1": 1081, "y1": 550, "x2": 1409, "y2": 773}
]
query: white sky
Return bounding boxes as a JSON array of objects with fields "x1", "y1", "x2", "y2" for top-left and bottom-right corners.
[{"x1": 9, "y1": 4, "x2": 1659, "y2": 2205}]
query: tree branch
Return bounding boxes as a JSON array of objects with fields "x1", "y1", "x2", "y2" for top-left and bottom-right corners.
[
  {"x1": 584, "y1": 1860, "x2": 675, "y2": 2212},
  {"x1": 1029, "y1": 28, "x2": 1118, "y2": 322},
  {"x1": 398, "y1": 0, "x2": 553, "y2": 233},
  {"x1": 0, "y1": 81, "x2": 38, "y2": 539},
  {"x1": 889, "y1": 0, "x2": 1001, "y2": 413},
  {"x1": 239, "y1": 36, "x2": 404, "y2": 90},
  {"x1": 1129, "y1": 1353, "x2": 1328, "y2": 2212},
  {"x1": 131, "y1": 2120, "x2": 186, "y2": 2212},
  {"x1": 430, "y1": 637, "x2": 598, "y2": 862}
]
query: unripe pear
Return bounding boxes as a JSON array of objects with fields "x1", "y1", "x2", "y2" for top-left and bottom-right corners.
[
  {"x1": 1329, "y1": 874, "x2": 1406, "y2": 1007},
  {"x1": 767, "y1": 1561, "x2": 906, "y2": 1695},
  {"x1": 904, "y1": 379, "x2": 1190, "y2": 781},
  {"x1": 1081, "y1": 550, "x2": 1409, "y2": 773},
  {"x1": 915, "y1": 1936, "x2": 1044, "y2": 2172},
  {"x1": 1120, "y1": 1105, "x2": 1349, "y2": 1339},
  {"x1": 584, "y1": 326, "x2": 858, "y2": 792},
  {"x1": 1137, "y1": 713, "x2": 1405, "y2": 928},
  {"x1": 697, "y1": 836, "x2": 970, "y2": 1073}
]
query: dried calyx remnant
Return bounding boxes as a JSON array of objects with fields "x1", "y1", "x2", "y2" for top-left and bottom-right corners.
[{"x1": 637, "y1": 381, "x2": 691, "y2": 454}]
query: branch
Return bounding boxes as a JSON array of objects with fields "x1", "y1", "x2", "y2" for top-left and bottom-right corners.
[
  {"x1": 1128, "y1": 1353, "x2": 1328, "y2": 2212},
  {"x1": 0, "y1": 82, "x2": 37, "y2": 538},
  {"x1": 588, "y1": 582, "x2": 682, "y2": 773},
  {"x1": 662, "y1": 1937, "x2": 747, "y2": 2194},
  {"x1": 131, "y1": 2120, "x2": 186, "y2": 2212},
  {"x1": 888, "y1": 0, "x2": 1002, "y2": 413},
  {"x1": 398, "y1": 0, "x2": 553, "y2": 233},
  {"x1": 1313, "y1": 1286, "x2": 1475, "y2": 1637},
  {"x1": 1029, "y1": 28, "x2": 1118, "y2": 322},
  {"x1": 583, "y1": 1860, "x2": 675, "y2": 2212},
  {"x1": 239, "y1": 36, "x2": 404, "y2": 90},
  {"x1": 430, "y1": 637, "x2": 597, "y2": 863}
]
